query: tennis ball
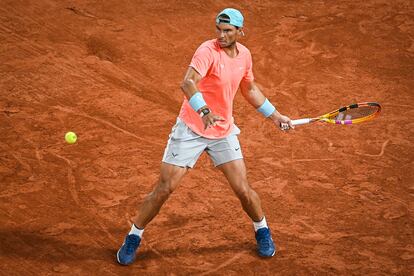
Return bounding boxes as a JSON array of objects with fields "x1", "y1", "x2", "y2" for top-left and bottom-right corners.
[{"x1": 65, "y1": 131, "x2": 77, "y2": 144}]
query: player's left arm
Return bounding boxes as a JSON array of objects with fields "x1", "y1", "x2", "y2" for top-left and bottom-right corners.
[{"x1": 240, "y1": 80, "x2": 294, "y2": 130}]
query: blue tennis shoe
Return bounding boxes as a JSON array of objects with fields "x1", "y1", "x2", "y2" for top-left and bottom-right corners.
[
  {"x1": 255, "y1": 227, "x2": 276, "y2": 257},
  {"x1": 117, "y1": 234, "x2": 141, "y2": 265}
]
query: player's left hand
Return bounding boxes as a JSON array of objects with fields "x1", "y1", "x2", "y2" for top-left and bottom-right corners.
[
  {"x1": 269, "y1": 112, "x2": 294, "y2": 131},
  {"x1": 202, "y1": 112, "x2": 225, "y2": 129}
]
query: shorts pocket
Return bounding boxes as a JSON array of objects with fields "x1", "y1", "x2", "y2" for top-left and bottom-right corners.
[
  {"x1": 232, "y1": 124, "x2": 241, "y2": 136},
  {"x1": 171, "y1": 118, "x2": 198, "y2": 141}
]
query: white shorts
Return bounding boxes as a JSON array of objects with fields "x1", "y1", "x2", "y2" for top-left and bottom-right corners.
[{"x1": 162, "y1": 118, "x2": 243, "y2": 168}]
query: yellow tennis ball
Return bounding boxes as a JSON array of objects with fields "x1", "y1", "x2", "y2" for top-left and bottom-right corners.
[{"x1": 65, "y1": 131, "x2": 77, "y2": 144}]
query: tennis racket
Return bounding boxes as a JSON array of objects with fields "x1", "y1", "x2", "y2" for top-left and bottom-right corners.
[{"x1": 291, "y1": 102, "x2": 381, "y2": 126}]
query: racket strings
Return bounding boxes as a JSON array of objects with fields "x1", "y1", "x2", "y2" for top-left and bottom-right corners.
[{"x1": 332, "y1": 106, "x2": 378, "y2": 121}]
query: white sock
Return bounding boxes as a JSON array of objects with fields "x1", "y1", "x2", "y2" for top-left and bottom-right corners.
[
  {"x1": 253, "y1": 216, "x2": 268, "y2": 232},
  {"x1": 129, "y1": 224, "x2": 144, "y2": 238}
]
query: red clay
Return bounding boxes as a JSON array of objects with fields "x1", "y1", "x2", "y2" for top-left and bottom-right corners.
[{"x1": 1, "y1": 1, "x2": 413, "y2": 275}]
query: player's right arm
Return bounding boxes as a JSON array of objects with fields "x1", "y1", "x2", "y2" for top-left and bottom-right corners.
[
  {"x1": 180, "y1": 67, "x2": 224, "y2": 129},
  {"x1": 180, "y1": 66, "x2": 203, "y2": 100}
]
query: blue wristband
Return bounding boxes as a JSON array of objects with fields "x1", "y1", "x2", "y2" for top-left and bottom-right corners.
[
  {"x1": 257, "y1": 98, "x2": 276, "y2": 117},
  {"x1": 188, "y1": 92, "x2": 207, "y2": 112}
]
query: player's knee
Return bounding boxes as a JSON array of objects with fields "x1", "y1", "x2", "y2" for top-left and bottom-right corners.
[
  {"x1": 153, "y1": 180, "x2": 174, "y2": 201},
  {"x1": 152, "y1": 188, "x2": 171, "y2": 203},
  {"x1": 236, "y1": 185, "x2": 252, "y2": 204}
]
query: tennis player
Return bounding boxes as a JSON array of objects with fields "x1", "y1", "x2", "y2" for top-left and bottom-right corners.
[{"x1": 117, "y1": 8, "x2": 293, "y2": 265}]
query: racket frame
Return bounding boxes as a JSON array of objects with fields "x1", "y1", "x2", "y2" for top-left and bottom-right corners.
[{"x1": 291, "y1": 102, "x2": 381, "y2": 126}]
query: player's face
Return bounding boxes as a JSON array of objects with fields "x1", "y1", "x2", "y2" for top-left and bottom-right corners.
[{"x1": 215, "y1": 23, "x2": 242, "y2": 48}]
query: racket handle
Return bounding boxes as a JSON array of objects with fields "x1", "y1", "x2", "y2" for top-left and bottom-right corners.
[{"x1": 291, "y1": 118, "x2": 311, "y2": 126}]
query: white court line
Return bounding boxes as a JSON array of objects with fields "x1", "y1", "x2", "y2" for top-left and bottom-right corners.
[
  {"x1": 199, "y1": 252, "x2": 245, "y2": 276},
  {"x1": 355, "y1": 139, "x2": 390, "y2": 157},
  {"x1": 52, "y1": 105, "x2": 164, "y2": 146}
]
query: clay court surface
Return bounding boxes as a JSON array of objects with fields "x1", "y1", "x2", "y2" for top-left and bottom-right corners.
[{"x1": 1, "y1": 0, "x2": 413, "y2": 275}]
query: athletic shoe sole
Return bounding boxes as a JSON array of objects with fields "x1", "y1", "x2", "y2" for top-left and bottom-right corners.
[
  {"x1": 259, "y1": 249, "x2": 276, "y2": 258},
  {"x1": 117, "y1": 248, "x2": 135, "y2": 265}
]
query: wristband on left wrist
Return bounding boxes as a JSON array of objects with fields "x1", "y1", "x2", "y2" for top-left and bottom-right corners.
[{"x1": 189, "y1": 92, "x2": 207, "y2": 112}]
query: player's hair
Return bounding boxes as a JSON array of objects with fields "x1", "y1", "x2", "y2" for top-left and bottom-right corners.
[{"x1": 217, "y1": 14, "x2": 240, "y2": 29}]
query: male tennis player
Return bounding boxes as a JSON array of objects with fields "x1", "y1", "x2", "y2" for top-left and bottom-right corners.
[{"x1": 117, "y1": 8, "x2": 293, "y2": 265}]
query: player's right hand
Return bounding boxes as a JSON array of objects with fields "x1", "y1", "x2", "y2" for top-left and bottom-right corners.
[{"x1": 203, "y1": 113, "x2": 225, "y2": 129}]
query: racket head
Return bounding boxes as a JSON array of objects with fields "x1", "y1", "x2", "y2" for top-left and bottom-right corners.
[{"x1": 320, "y1": 102, "x2": 381, "y2": 125}]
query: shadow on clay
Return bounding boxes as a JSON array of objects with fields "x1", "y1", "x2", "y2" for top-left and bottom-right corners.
[
  {"x1": 0, "y1": 228, "x2": 114, "y2": 263},
  {"x1": 1, "y1": 227, "x2": 267, "y2": 266},
  {"x1": 136, "y1": 241, "x2": 256, "y2": 261}
]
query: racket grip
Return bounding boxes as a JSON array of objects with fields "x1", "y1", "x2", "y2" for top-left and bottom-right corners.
[{"x1": 291, "y1": 118, "x2": 311, "y2": 126}]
